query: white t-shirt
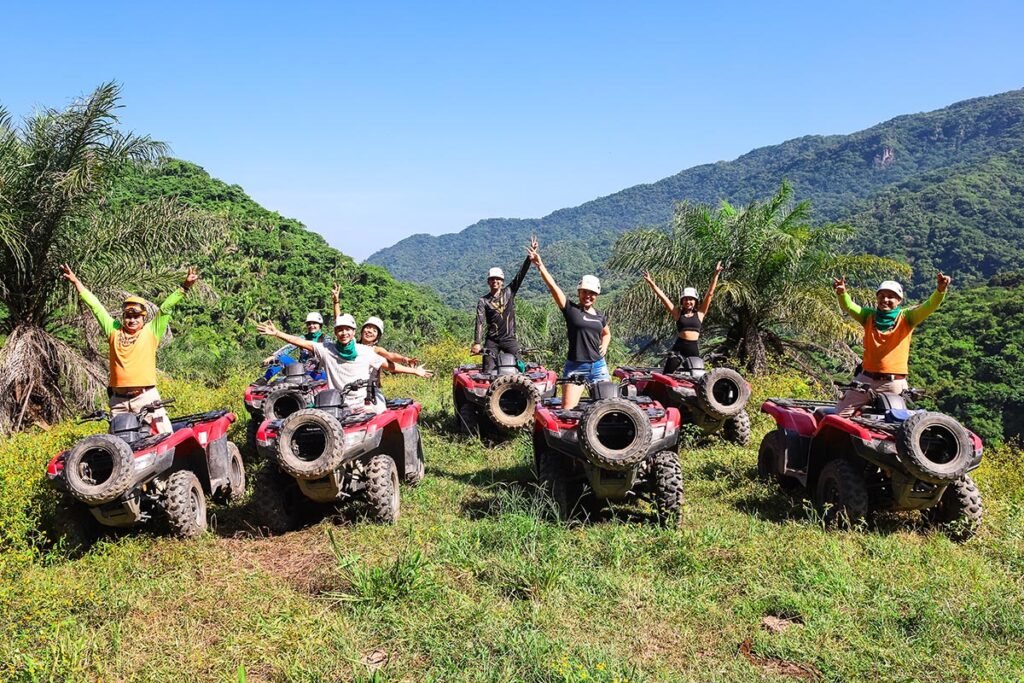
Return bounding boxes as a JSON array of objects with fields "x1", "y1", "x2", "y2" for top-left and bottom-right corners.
[{"x1": 311, "y1": 342, "x2": 386, "y2": 412}]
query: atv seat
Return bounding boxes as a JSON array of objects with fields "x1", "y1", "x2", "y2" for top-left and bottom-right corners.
[{"x1": 813, "y1": 406, "x2": 838, "y2": 422}]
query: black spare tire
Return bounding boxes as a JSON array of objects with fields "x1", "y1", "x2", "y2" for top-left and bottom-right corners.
[
  {"x1": 63, "y1": 434, "x2": 136, "y2": 505},
  {"x1": 578, "y1": 398, "x2": 652, "y2": 471},
  {"x1": 276, "y1": 409, "x2": 345, "y2": 480},
  {"x1": 697, "y1": 367, "x2": 750, "y2": 420},
  {"x1": 262, "y1": 385, "x2": 310, "y2": 421},
  {"x1": 896, "y1": 411, "x2": 973, "y2": 484},
  {"x1": 485, "y1": 374, "x2": 539, "y2": 430}
]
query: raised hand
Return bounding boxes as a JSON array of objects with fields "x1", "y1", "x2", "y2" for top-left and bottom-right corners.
[
  {"x1": 832, "y1": 276, "x2": 847, "y2": 295},
  {"x1": 526, "y1": 245, "x2": 541, "y2": 266},
  {"x1": 256, "y1": 321, "x2": 279, "y2": 337},
  {"x1": 937, "y1": 271, "x2": 951, "y2": 292},
  {"x1": 642, "y1": 270, "x2": 655, "y2": 285},
  {"x1": 714, "y1": 260, "x2": 724, "y2": 274},
  {"x1": 182, "y1": 266, "x2": 199, "y2": 290},
  {"x1": 60, "y1": 263, "x2": 80, "y2": 285},
  {"x1": 530, "y1": 234, "x2": 539, "y2": 251},
  {"x1": 332, "y1": 282, "x2": 341, "y2": 302}
]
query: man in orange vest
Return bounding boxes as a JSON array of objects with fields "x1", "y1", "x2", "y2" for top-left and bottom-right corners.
[
  {"x1": 61, "y1": 264, "x2": 199, "y2": 434},
  {"x1": 833, "y1": 272, "x2": 950, "y2": 417}
]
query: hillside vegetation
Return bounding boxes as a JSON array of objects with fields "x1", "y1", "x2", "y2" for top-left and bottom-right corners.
[
  {"x1": 2, "y1": 354, "x2": 1024, "y2": 682},
  {"x1": 107, "y1": 159, "x2": 467, "y2": 378},
  {"x1": 368, "y1": 89, "x2": 1024, "y2": 309}
]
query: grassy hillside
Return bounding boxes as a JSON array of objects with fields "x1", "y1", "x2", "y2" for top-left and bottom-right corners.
[
  {"x1": 368, "y1": 89, "x2": 1024, "y2": 309},
  {"x1": 3, "y1": 351, "x2": 1024, "y2": 682},
  {"x1": 106, "y1": 159, "x2": 468, "y2": 377}
]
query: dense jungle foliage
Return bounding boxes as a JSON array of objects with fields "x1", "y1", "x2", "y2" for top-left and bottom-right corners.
[
  {"x1": 369, "y1": 88, "x2": 1024, "y2": 310},
  {"x1": 106, "y1": 159, "x2": 468, "y2": 379}
]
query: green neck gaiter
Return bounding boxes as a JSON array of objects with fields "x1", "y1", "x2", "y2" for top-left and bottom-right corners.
[
  {"x1": 873, "y1": 307, "x2": 902, "y2": 333},
  {"x1": 337, "y1": 339, "x2": 358, "y2": 361}
]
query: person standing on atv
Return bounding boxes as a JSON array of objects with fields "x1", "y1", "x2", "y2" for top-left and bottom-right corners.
[
  {"x1": 527, "y1": 242, "x2": 611, "y2": 410},
  {"x1": 261, "y1": 312, "x2": 327, "y2": 381},
  {"x1": 833, "y1": 272, "x2": 950, "y2": 417},
  {"x1": 470, "y1": 238, "x2": 537, "y2": 373},
  {"x1": 641, "y1": 262, "x2": 724, "y2": 373},
  {"x1": 60, "y1": 264, "x2": 198, "y2": 434},
  {"x1": 256, "y1": 314, "x2": 432, "y2": 414}
]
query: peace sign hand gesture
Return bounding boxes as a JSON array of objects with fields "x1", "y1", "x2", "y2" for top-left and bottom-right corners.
[{"x1": 832, "y1": 276, "x2": 847, "y2": 295}]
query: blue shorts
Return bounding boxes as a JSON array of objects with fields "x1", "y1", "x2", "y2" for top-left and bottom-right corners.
[{"x1": 562, "y1": 358, "x2": 610, "y2": 383}]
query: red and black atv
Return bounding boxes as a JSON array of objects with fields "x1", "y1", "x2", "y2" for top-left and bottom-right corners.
[
  {"x1": 46, "y1": 400, "x2": 244, "y2": 548},
  {"x1": 614, "y1": 352, "x2": 752, "y2": 445},
  {"x1": 759, "y1": 383, "x2": 984, "y2": 538},
  {"x1": 244, "y1": 361, "x2": 328, "y2": 457},
  {"x1": 453, "y1": 347, "x2": 557, "y2": 438},
  {"x1": 533, "y1": 375, "x2": 684, "y2": 525},
  {"x1": 253, "y1": 379, "x2": 425, "y2": 530}
]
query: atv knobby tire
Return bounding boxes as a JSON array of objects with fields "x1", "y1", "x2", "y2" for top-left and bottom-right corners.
[
  {"x1": 405, "y1": 434, "x2": 425, "y2": 486},
  {"x1": 815, "y1": 457, "x2": 869, "y2": 527},
  {"x1": 53, "y1": 498, "x2": 99, "y2": 554},
  {"x1": 276, "y1": 409, "x2": 345, "y2": 480},
  {"x1": 484, "y1": 374, "x2": 539, "y2": 430},
  {"x1": 365, "y1": 455, "x2": 400, "y2": 524},
  {"x1": 252, "y1": 464, "x2": 301, "y2": 534},
  {"x1": 262, "y1": 384, "x2": 310, "y2": 421},
  {"x1": 537, "y1": 449, "x2": 581, "y2": 522},
  {"x1": 578, "y1": 398, "x2": 653, "y2": 471},
  {"x1": 245, "y1": 418, "x2": 261, "y2": 458},
  {"x1": 927, "y1": 474, "x2": 983, "y2": 541},
  {"x1": 697, "y1": 368, "x2": 750, "y2": 420},
  {"x1": 164, "y1": 470, "x2": 208, "y2": 539},
  {"x1": 456, "y1": 399, "x2": 479, "y2": 435},
  {"x1": 648, "y1": 450, "x2": 683, "y2": 527},
  {"x1": 896, "y1": 412, "x2": 973, "y2": 484},
  {"x1": 722, "y1": 409, "x2": 752, "y2": 446},
  {"x1": 757, "y1": 431, "x2": 800, "y2": 492},
  {"x1": 215, "y1": 442, "x2": 246, "y2": 504},
  {"x1": 63, "y1": 434, "x2": 136, "y2": 505}
]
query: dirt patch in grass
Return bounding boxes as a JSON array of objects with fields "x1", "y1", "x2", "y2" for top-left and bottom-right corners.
[
  {"x1": 219, "y1": 531, "x2": 335, "y2": 595},
  {"x1": 738, "y1": 638, "x2": 821, "y2": 680}
]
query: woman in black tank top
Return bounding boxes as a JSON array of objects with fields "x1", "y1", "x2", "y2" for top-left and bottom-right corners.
[{"x1": 642, "y1": 262, "x2": 723, "y2": 373}]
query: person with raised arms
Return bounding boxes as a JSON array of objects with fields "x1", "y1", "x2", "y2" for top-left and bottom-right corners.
[
  {"x1": 833, "y1": 272, "x2": 950, "y2": 417},
  {"x1": 260, "y1": 311, "x2": 327, "y2": 381},
  {"x1": 526, "y1": 241, "x2": 610, "y2": 410},
  {"x1": 331, "y1": 284, "x2": 419, "y2": 368},
  {"x1": 470, "y1": 238, "x2": 537, "y2": 373},
  {"x1": 641, "y1": 262, "x2": 724, "y2": 373},
  {"x1": 256, "y1": 314, "x2": 432, "y2": 414},
  {"x1": 61, "y1": 263, "x2": 198, "y2": 434}
]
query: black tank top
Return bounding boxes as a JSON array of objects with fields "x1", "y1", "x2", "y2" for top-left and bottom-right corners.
[{"x1": 676, "y1": 313, "x2": 702, "y2": 335}]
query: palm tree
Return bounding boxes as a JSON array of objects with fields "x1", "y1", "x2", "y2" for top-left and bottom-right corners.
[
  {"x1": 608, "y1": 182, "x2": 907, "y2": 376},
  {"x1": 0, "y1": 83, "x2": 225, "y2": 431}
]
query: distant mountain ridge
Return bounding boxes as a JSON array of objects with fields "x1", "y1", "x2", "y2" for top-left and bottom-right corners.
[{"x1": 368, "y1": 89, "x2": 1024, "y2": 309}]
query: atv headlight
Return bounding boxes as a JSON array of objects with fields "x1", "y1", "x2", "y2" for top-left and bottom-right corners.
[{"x1": 471, "y1": 387, "x2": 488, "y2": 397}]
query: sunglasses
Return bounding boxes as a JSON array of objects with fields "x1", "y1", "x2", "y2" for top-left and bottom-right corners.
[{"x1": 122, "y1": 310, "x2": 145, "y2": 319}]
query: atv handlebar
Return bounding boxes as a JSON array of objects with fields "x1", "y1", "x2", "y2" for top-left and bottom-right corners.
[{"x1": 77, "y1": 398, "x2": 176, "y2": 423}]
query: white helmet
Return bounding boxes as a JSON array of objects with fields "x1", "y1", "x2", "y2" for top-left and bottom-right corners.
[
  {"x1": 305, "y1": 312, "x2": 324, "y2": 325},
  {"x1": 577, "y1": 274, "x2": 601, "y2": 294},
  {"x1": 363, "y1": 316, "x2": 384, "y2": 336},
  {"x1": 876, "y1": 280, "x2": 905, "y2": 300},
  {"x1": 334, "y1": 313, "x2": 357, "y2": 330},
  {"x1": 680, "y1": 287, "x2": 699, "y2": 301},
  {"x1": 487, "y1": 267, "x2": 505, "y2": 280}
]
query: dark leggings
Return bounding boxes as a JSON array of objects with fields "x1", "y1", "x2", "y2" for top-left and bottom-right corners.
[
  {"x1": 483, "y1": 338, "x2": 521, "y2": 373},
  {"x1": 664, "y1": 337, "x2": 700, "y2": 374}
]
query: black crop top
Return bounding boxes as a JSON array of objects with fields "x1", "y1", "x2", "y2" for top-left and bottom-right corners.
[{"x1": 676, "y1": 312, "x2": 702, "y2": 334}]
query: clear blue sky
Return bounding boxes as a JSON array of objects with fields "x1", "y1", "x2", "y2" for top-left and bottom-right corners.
[{"x1": 3, "y1": 1, "x2": 1023, "y2": 260}]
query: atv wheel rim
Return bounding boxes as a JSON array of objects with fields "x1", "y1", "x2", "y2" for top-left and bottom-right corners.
[
  {"x1": 190, "y1": 486, "x2": 203, "y2": 525},
  {"x1": 918, "y1": 425, "x2": 958, "y2": 465},
  {"x1": 712, "y1": 379, "x2": 740, "y2": 406},
  {"x1": 595, "y1": 412, "x2": 638, "y2": 451},
  {"x1": 272, "y1": 395, "x2": 304, "y2": 419},
  {"x1": 498, "y1": 388, "x2": 530, "y2": 417},
  {"x1": 78, "y1": 448, "x2": 115, "y2": 486},
  {"x1": 389, "y1": 466, "x2": 400, "y2": 517}
]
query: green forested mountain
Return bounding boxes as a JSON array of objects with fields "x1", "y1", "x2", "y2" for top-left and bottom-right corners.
[
  {"x1": 912, "y1": 275, "x2": 1024, "y2": 443},
  {"x1": 107, "y1": 160, "x2": 466, "y2": 376},
  {"x1": 368, "y1": 89, "x2": 1024, "y2": 309},
  {"x1": 847, "y1": 151, "x2": 1024, "y2": 297}
]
